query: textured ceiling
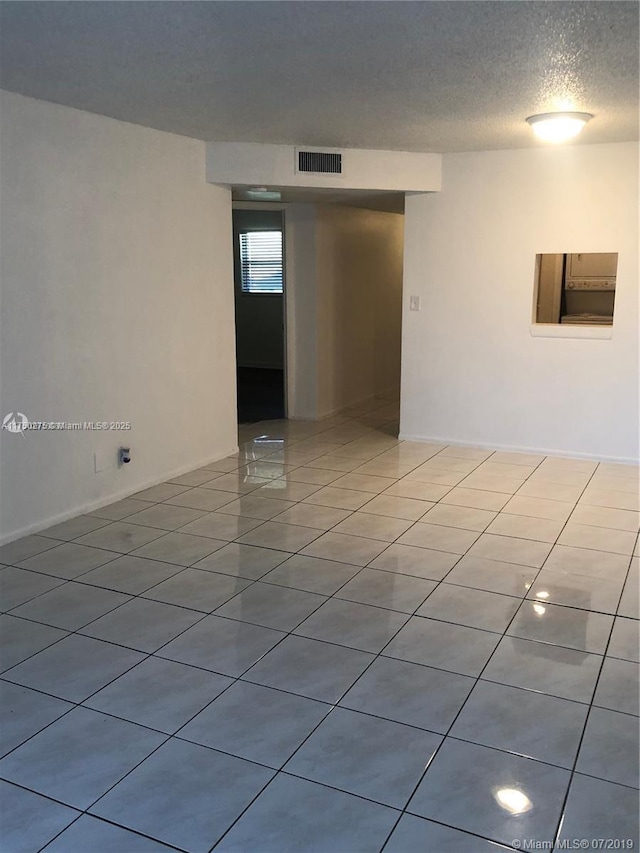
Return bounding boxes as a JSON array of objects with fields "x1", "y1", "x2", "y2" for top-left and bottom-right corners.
[{"x1": 0, "y1": 1, "x2": 637, "y2": 153}]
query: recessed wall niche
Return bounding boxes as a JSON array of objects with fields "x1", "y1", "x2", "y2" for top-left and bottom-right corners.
[{"x1": 534, "y1": 253, "x2": 618, "y2": 326}]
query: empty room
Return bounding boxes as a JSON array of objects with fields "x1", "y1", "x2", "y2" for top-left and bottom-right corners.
[{"x1": 0, "y1": 2, "x2": 638, "y2": 852}]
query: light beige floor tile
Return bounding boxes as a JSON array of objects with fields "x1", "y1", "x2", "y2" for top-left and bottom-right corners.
[
  {"x1": 604, "y1": 617, "x2": 639, "y2": 663},
  {"x1": 329, "y1": 444, "x2": 392, "y2": 461},
  {"x1": 467, "y1": 533, "x2": 552, "y2": 568},
  {"x1": 456, "y1": 474, "x2": 523, "y2": 494},
  {"x1": 177, "y1": 512, "x2": 262, "y2": 541},
  {"x1": 435, "y1": 446, "x2": 494, "y2": 461},
  {"x1": 236, "y1": 522, "x2": 322, "y2": 553},
  {"x1": 262, "y1": 449, "x2": 325, "y2": 465},
  {"x1": 132, "y1": 483, "x2": 190, "y2": 503},
  {"x1": 272, "y1": 504, "x2": 352, "y2": 531},
  {"x1": 383, "y1": 481, "x2": 449, "y2": 502},
  {"x1": 379, "y1": 440, "x2": 442, "y2": 457},
  {"x1": 88, "y1": 498, "x2": 154, "y2": 522},
  {"x1": 239, "y1": 461, "x2": 299, "y2": 481},
  {"x1": 580, "y1": 488, "x2": 640, "y2": 512},
  {"x1": 473, "y1": 462, "x2": 534, "y2": 479},
  {"x1": 502, "y1": 495, "x2": 574, "y2": 523},
  {"x1": 202, "y1": 456, "x2": 251, "y2": 474},
  {"x1": 329, "y1": 473, "x2": 397, "y2": 494},
  {"x1": 617, "y1": 560, "x2": 639, "y2": 619},
  {"x1": 588, "y1": 476, "x2": 640, "y2": 494},
  {"x1": 421, "y1": 504, "x2": 496, "y2": 532},
  {"x1": 237, "y1": 440, "x2": 285, "y2": 458},
  {"x1": 287, "y1": 441, "x2": 344, "y2": 455},
  {"x1": 254, "y1": 480, "x2": 322, "y2": 502},
  {"x1": 489, "y1": 451, "x2": 546, "y2": 466},
  {"x1": 507, "y1": 601, "x2": 613, "y2": 655},
  {"x1": 331, "y1": 513, "x2": 414, "y2": 543},
  {"x1": 516, "y1": 480, "x2": 583, "y2": 503},
  {"x1": 440, "y1": 487, "x2": 510, "y2": 512},
  {"x1": 261, "y1": 555, "x2": 361, "y2": 596},
  {"x1": 123, "y1": 504, "x2": 208, "y2": 531},
  {"x1": 169, "y1": 470, "x2": 221, "y2": 487},
  {"x1": 528, "y1": 469, "x2": 592, "y2": 488},
  {"x1": 526, "y1": 569, "x2": 624, "y2": 615},
  {"x1": 304, "y1": 456, "x2": 364, "y2": 473},
  {"x1": 303, "y1": 487, "x2": 372, "y2": 511},
  {"x1": 485, "y1": 514, "x2": 563, "y2": 544},
  {"x1": 216, "y1": 495, "x2": 296, "y2": 520},
  {"x1": 353, "y1": 460, "x2": 416, "y2": 478},
  {"x1": 416, "y1": 584, "x2": 520, "y2": 632},
  {"x1": 557, "y1": 524, "x2": 636, "y2": 556},
  {"x1": 166, "y1": 488, "x2": 239, "y2": 512},
  {"x1": 356, "y1": 494, "x2": 432, "y2": 521},
  {"x1": 596, "y1": 463, "x2": 639, "y2": 479},
  {"x1": 202, "y1": 473, "x2": 272, "y2": 494},
  {"x1": 369, "y1": 544, "x2": 460, "y2": 581},
  {"x1": 403, "y1": 468, "x2": 467, "y2": 487},
  {"x1": 284, "y1": 468, "x2": 342, "y2": 486},
  {"x1": 544, "y1": 545, "x2": 630, "y2": 582},
  {"x1": 300, "y1": 532, "x2": 388, "y2": 566},
  {"x1": 397, "y1": 523, "x2": 479, "y2": 555},
  {"x1": 413, "y1": 457, "x2": 479, "y2": 475},
  {"x1": 374, "y1": 448, "x2": 440, "y2": 466},
  {"x1": 444, "y1": 555, "x2": 537, "y2": 597},
  {"x1": 570, "y1": 504, "x2": 639, "y2": 533},
  {"x1": 40, "y1": 516, "x2": 111, "y2": 541},
  {"x1": 538, "y1": 457, "x2": 598, "y2": 474}
]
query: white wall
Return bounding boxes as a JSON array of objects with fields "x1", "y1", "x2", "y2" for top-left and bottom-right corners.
[
  {"x1": 401, "y1": 142, "x2": 639, "y2": 462},
  {"x1": 315, "y1": 205, "x2": 404, "y2": 417},
  {"x1": 207, "y1": 142, "x2": 441, "y2": 193},
  {"x1": 285, "y1": 204, "x2": 318, "y2": 420},
  {"x1": 0, "y1": 91, "x2": 237, "y2": 544},
  {"x1": 284, "y1": 203, "x2": 404, "y2": 420}
]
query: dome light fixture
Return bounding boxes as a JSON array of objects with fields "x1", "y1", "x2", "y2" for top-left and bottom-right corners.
[{"x1": 526, "y1": 111, "x2": 593, "y2": 143}]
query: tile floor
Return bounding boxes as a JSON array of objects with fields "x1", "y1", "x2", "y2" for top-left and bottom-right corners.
[{"x1": 1, "y1": 395, "x2": 639, "y2": 852}]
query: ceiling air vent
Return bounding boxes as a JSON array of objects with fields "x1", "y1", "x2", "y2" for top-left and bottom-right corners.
[{"x1": 297, "y1": 150, "x2": 342, "y2": 175}]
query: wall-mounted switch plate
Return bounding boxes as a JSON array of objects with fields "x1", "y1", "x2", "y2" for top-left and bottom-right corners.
[
  {"x1": 409, "y1": 296, "x2": 421, "y2": 312},
  {"x1": 94, "y1": 451, "x2": 106, "y2": 473}
]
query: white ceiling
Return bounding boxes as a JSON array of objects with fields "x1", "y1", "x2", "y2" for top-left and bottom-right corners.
[{"x1": 0, "y1": 1, "x2": 637, "y2": 153}]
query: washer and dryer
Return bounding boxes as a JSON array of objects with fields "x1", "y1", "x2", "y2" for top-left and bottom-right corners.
[{"x1": 560, "y1": 253, "x2": 616, "y2": 326}]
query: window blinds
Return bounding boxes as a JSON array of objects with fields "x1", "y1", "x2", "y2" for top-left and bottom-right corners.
[{"x1": 239, "y1": 230, "x2": 283, "y2": 294}]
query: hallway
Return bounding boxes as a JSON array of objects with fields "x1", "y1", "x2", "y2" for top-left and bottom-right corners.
[
  {"x1": 236, "y1": 367, "x2": 285, "y2": 423},
  {"x1": 0, "y1": 396, "x2": 638, "y2": 851}
]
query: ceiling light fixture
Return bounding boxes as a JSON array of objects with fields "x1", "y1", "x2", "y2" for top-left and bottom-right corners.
[
  {"x1": 526, "y1": 111, "x2": 593, "y2": 143},
  {"x1": 245, "y1": 187, "x2": 282, "y2": 201}
]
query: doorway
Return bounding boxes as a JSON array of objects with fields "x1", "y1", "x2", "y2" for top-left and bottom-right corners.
[{"x1": 232, "y1": 208, "x2": 286, "y2": 423}]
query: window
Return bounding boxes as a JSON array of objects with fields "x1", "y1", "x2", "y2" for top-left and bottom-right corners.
[{"x1": 239, "y1": 230, "x2": 283, "y2": 294}]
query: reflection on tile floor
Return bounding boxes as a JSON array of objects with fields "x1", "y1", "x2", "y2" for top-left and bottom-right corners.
[{"x1": 1, "y1": 395, "x2": 638, "y2": 852}]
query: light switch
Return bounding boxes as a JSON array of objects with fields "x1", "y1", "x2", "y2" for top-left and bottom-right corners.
[{"x1": 409, "y1": 296, "x2": 421, "y2": 312}]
